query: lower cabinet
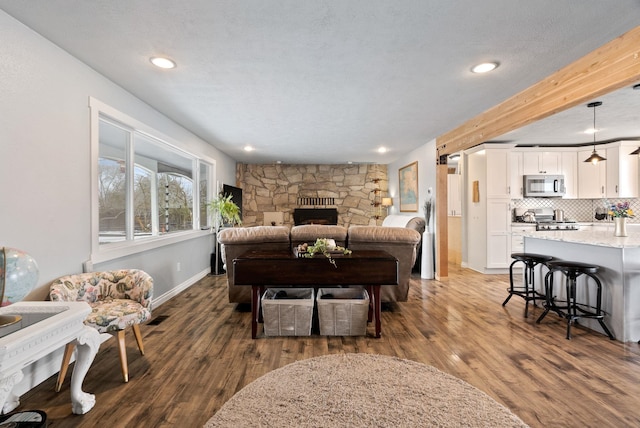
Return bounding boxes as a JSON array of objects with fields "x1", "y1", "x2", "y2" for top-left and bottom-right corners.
[
  {"x1": 511, "y1": 224, "x2": 536, "y2": 254},
  {"x1": 486, "y1": 198, "x2": 512, "y2": 268}
]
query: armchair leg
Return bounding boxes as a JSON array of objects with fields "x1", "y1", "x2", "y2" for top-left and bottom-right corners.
[
  {"x1": 116, "y1": 330, "x2": 129, "y2": 383},
  {"x1": 132, "y1": 324, "x2": 145, "y2": 355},
  {"x1": 55, "y1": 342, "x2": 76, "y2": 392}
]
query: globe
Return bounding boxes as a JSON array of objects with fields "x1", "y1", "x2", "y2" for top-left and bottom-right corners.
[{"x1": 1, "y1": 247, "x2": 39, "y2": 306}]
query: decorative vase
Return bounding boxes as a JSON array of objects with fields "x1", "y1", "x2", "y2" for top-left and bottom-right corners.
[{"x1": 614, "y1": 217, "x2": 628, "y2": 237}]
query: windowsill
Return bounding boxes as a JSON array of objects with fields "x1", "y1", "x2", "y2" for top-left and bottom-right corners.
[{"x1": 91, "y1": 228, "x2": 213, "y2": 265}]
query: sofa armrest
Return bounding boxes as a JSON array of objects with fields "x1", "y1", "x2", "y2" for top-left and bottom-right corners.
[
  {"x1": 218, "y1": 226, "x2": 291, "y2": 303},
  {"x1": 347, "y1": 226, "x2": 420, "y2": 302}
]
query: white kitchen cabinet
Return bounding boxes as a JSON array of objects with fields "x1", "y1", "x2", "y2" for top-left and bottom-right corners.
[
  {"x1": 465, "y1": 144, "x2": 515, "y2": 273},
  {"x1": 486, "y1": 198, "x2": 512, "y2": 268},
  {"x1": 560, "y1": 151, "x2": 578, "y2": 198},
  {"x1": 578, "y1": 148, "x2": 606, "y2": 198},
  {"x1": 509, "y1": 152, "x2": 523, "y2": 199},
  {"x1": 605, "y1": 142, "x2": 638, "y2": 198},
  {"x1": 511, "y1": 224, "x2": 536, "y2": 254},
  {"x1": 486, "y1": 149, "x2": 510, "y2": 198},
  {"x1": 522, "y1": 151, "x2": 561, "y2": 175},
  {"x1": 447, "y1": 174, "x2": 462, "y2": 216}
]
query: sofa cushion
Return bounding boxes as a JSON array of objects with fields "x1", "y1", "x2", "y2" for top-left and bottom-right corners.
[
  {"x1": 218, "y1": 225, "x2": 290, "y2": 244},
  {"x1": 290, "y1": 225, "x2": 348, "y2": 247},
  {"x1": 347, "y1": 225, "x2": 421, "y2": 245}
]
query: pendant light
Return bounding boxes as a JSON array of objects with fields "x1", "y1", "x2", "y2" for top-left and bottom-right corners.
[{"x1": 583, "y1": 101, "x2": 606, "y2": 164}]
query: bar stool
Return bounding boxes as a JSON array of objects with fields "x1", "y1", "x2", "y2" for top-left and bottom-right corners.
[
  {"x1": 536, "y1": 260, "x2": 615, "y2": 340},
  {"x1": 503, "y1": 253, "x2": 553, "y2": 317}
]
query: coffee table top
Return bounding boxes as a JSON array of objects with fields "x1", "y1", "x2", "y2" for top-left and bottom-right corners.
[{"x1": 233, "y1": 250, "x2": 398, "y2": 286}]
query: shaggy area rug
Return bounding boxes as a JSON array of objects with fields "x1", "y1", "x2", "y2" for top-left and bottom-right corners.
[{"x1": 205, "y1": 353, "x2": 528, "y2": 427}]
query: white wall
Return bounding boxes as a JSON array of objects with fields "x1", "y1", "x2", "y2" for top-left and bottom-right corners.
[
  {"x1": 387, "y1": 139, "x2": 437, "y2": 227},
  {"x1": 0, "y1": 11, "x2": 236, "y2": 301},
  {"x1": 387, "y1": 139, "x2": 437, "y2": 275}
]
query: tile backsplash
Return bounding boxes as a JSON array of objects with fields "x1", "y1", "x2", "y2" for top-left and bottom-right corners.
[{"x1": 512, "y1": 198, "x2": 639, "y2": 223}]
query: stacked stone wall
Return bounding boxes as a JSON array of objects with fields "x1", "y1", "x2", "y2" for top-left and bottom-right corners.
[{"x1": 235, "y1": 164, "x2": 388, "y2": 227}]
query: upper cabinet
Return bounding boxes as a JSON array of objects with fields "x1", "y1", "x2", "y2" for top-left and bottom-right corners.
[
  {"x1": 508, "y1": 152, "x2": 523, "y2": 199},
  {"x1": 522, "y1": 151, "x2": 561, "y2": 175},
  {"x1": 486, "y1": 148, "x2": 511, "y2": 198},
  {"x1": 576, "y1": 141, "x2": 639, "y2": 199},
  {"x1": 605, "y1": 141, "x2": 638, "y2": 198},
  {"x1": 560, "y1": 151, "x2": 578, "y2": 198},
  {"x1": 447, "y1": 174, "x2": 462, "y2": 216},
  {"x1": 578, "y1": 148, "x2": 606, "y2": 198}
]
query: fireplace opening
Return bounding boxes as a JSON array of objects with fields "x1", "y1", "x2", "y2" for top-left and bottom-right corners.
[{"x1": 293, "y1": 208, "x2": 338, "y2": 225}]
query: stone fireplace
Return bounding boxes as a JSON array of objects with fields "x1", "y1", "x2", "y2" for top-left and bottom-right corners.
[{"x1": 293, "y1": 208, "x2": 338, "y2": 225}]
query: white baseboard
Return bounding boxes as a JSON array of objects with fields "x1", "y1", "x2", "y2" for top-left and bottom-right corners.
[
  {"x1": 152, "y1": 268, "x2": 210, "y2": 308},
  {"x1": 12, "y1": 268, "x2": 209, "y2": 398}
]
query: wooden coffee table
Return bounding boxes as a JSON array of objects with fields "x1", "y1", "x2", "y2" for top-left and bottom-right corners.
[{"x1": 233, "y1": 250, "x2": 398, "y2": 338}]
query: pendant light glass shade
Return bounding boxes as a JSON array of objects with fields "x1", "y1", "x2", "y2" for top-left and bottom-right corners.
[{"x1": 583, "y1": 101, "x2": 606, "y2": 164}]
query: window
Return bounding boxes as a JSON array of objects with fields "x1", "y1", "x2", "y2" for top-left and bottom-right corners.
[{"x1": 91, "y1": 98, "x2": 214, "y2": 261}]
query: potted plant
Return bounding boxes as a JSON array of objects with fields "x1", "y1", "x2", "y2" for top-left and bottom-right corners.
[
  {"x1": 208, "y1": 194, "x2": 242, "y2": 275},
  {"x1": 208, "y1": 193, "x2": 242, "y2": 230}
]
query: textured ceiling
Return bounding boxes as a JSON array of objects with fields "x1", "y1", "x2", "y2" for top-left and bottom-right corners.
[{"x1": 1, "y1": 1, "x2": 640, "y2": 163}]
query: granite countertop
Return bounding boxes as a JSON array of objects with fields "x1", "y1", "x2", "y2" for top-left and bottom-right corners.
[{"x1": 523, "y1": 229, "x2": 640, "y2": 248}]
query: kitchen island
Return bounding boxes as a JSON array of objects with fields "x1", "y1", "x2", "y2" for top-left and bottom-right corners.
[{"x1": 524, "y1": 228, "x2": 640, "y2": 342}]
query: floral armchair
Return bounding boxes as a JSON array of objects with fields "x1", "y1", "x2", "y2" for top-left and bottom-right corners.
[{"x1": 50, "y1": 269, "x2": 153, "y2": 385}]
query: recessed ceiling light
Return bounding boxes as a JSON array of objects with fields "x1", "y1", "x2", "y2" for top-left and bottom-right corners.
[
  {"x1": 378, "y1": 147, "x2": 387, "y2": 154},
  {"x1": 150, "y1": 56, "x2": 176, "y2": 69},
  {"x1": 243, "y1": 145, "x2": 254, "y2": 152},
  {"x1": 471, "y1": 62, "x2": 499, "y2": 73}
]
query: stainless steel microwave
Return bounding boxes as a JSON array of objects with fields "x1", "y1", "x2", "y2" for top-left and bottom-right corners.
[{"x1": 523, "y1": 175, "x2": 565, "y2": 198}]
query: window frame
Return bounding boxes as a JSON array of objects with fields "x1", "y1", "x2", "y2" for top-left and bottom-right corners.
[{"x1": 90, "y1": 97, "x2": 215, "y2": 264}]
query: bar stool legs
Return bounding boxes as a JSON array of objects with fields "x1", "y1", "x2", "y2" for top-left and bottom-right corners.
[
  {"x1": 536, "y1": 261, "x2": 615, "y2": 340},
  {"x1": 503, "y1": 253, "x2": 553, "y2": 318}
]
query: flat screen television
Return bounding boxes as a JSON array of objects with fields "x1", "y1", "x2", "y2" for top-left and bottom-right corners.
[{"x1": 221, "y1": 184, "x2": 242, "y2": 221}]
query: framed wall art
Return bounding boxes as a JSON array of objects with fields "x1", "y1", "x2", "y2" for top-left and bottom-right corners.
[{"x1": 399, "y1": 161, "x2": 418, "y2": 212}]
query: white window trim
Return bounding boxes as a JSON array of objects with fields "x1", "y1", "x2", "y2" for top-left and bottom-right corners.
[{"x1": 89, "y1": 97, "x2": 216, "y2": 265}]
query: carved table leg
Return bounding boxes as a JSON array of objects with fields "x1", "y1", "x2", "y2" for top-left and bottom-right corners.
[
  {"x1": 70, "y1": 326, "x2": 100, "y2": 415},
  {"x1": 0, "y1": 370, "x2": 24, "y2": 414}
]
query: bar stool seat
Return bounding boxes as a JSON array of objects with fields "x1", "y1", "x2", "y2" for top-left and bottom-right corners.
[
  {"x1": 536, "y1": 260, "x2": 615, "y2": 340},
  {"x1": 503, "y1": 253, "x2": 553, "y2": 317}
]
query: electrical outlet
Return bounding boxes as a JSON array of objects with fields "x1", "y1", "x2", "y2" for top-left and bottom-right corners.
[{"x1": 176, "y1": 262, "x2": 181, "y2": 272}]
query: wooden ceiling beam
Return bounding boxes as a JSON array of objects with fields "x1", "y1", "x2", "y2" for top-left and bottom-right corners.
[{"x1": 436, "y1": 25, "x2": 640, "y2": 157}]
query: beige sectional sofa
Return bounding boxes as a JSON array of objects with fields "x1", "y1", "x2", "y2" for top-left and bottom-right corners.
[{"x1": 218, "y1": 223, "x2": 421, "y2": 304}]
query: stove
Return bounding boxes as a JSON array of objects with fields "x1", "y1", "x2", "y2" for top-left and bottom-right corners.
[{"x1": 536, "y1": 221, "x2": 580, "y2": 231}]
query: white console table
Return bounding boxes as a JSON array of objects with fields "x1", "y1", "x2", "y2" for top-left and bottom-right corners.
[{"x1": 0, "y1": 302, "x2": 100, "y2": 414}]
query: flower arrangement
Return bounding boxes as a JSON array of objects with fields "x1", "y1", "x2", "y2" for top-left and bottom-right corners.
[
  {"x1": 609, "y1": 201, "x2": 634, "y2": 218},
  {"x1": 296, "y1": 238, "x2": 352, "y2": 268}
]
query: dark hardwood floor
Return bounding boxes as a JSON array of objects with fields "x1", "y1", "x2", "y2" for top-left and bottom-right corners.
[{"x1": 16, "y1": 264, "x2": 640, "y2": 427}]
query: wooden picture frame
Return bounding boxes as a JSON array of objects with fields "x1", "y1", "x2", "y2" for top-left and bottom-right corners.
[{"x1": 399, "y1": 161, "x2": 418, "y2": 212}]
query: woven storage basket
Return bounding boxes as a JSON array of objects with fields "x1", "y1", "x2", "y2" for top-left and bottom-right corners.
[
  {"x1": 317, "y1": 287, "x2": 369, "y2": 336},
  {"x1": 262, "y1": 288, "x2": 314, "y2": 336}
]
